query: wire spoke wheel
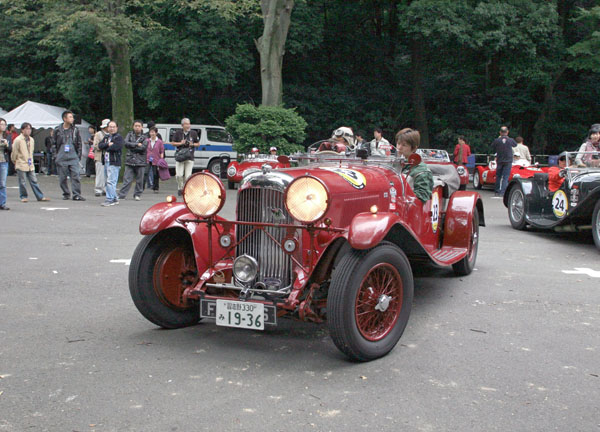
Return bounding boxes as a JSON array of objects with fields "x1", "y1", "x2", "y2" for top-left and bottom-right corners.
[
  {"x1": 328, "y1": 242, "x2": 413, "y2": 362},
  {"x1": 508, "y1": 187, "x2": 527, "y2": 230},
  {"x1": 355, "y1": 264, "x2": 403, "y2": 341}
]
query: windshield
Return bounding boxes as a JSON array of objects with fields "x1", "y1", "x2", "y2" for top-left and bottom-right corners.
[
  {"x1": 416, "y1": 149, "x2": 450, "y2": 162},
  {"x1": 568, "y1": 151, "x2": 600, "y2": 169}
]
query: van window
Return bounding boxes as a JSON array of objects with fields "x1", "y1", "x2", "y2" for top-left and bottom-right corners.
[
  {"x1": 207, "y1": 128, "x2": 232, "y2": 143},
  {"x1": 169, "y1": 128, "x2": 202, "y2": 142}
]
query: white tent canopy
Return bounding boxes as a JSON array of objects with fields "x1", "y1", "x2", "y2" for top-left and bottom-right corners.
[{"x1": 3, "y1": 100, "x2": 91, "y2": 130}]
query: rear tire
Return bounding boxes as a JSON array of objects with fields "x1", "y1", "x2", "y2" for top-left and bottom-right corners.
[
  {"x1": 473, "y1": 171, "x2": 482, "y2": 189},
  {"x1": 129, "y1": 229, "x2": 200, "y2": 328},
  {"x1": 508, "y1": 187, "x2": 527, "y2": 230},
  {"x1": 328, "y1": 242, "x2": 413, "y2": 362},
  {"x1": 592, "y1": 200, "x2": 600, "y2": 251},
  {"x1": 452, "y1": 210, "x2": 479, "y2": 276}
]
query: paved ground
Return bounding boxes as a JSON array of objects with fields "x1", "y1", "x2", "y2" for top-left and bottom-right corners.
[{"x1": 0, "y1": 174, "x2": 599, "y2": 432}]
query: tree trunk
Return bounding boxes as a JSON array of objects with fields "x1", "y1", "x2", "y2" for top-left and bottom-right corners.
[
  {"x1": 105, "y1": 41, "x2": 134, "y2": 176},
  {"x1": 106, "y1": 41, "x2": 134, "y2": 134},
  {"x1": 532, "y1": 65, "x2": 565, "y2": 154},
  {"x1": 411, "y1": 38, "x2": 429, "y2": 146},
  {"x1": 255, "y1": 0, "x2": 294, "y2": 106}
]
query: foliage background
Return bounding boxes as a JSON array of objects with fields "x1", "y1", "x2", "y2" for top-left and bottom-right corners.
[{"x1": 1, "y1": 0, "x2": 600, "y2": 155}]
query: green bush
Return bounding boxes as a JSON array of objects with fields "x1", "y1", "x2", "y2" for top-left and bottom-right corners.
[{"x1": 225, "y1": 104, "x2": 307, "y2": 155}]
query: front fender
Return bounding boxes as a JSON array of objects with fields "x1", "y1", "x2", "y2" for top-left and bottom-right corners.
[
  {"x1": 443, "y1": 192, "x2": 484, "y2": 249},
  {"x1": 348, "y1": 212, "x2": 400, "y2": 250},
  {"x1": 139, "y1": 202, "x2": 233, "y2": 276},
  {"x1": 140, "y1": 202, "x2": 193, "y2": 235}
]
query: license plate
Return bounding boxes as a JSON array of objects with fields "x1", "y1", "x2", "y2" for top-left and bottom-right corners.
[
  {"x1": 216, "y1": 299, "x2": 264, "y2": 330},
  {"x1": 201, "y1": 299, "x2": 277, "y2": 327}
]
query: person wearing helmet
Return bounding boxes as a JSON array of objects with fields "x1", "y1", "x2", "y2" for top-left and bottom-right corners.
[
  {"x1": 250, "y1": 147, "x2": 259, "y2": 158},
  {"x1": 512, "y1": 151, "x2": 529, "y2": 167},
  {"x1": 318, "y1": 127, "x2": 355, "y2": 153},
  {"x1": 575, "y1": 124, "x2": 600, "y2": 167},
  {"x1": 269, "y1": 146, "x2": 277, "y2": 156}
]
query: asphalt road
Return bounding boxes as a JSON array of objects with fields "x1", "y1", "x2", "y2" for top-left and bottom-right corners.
[{"x1": 1, "y1": 174, "x2": 599, "y2": 432}]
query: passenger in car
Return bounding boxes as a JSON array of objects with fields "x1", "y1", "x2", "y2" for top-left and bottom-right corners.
[
  {"x1": 396, "y1": 128, "x2": 433, "y2": 203},
  {"x1": 548, "y1": 152, "x2": 568, "y2": 192}
]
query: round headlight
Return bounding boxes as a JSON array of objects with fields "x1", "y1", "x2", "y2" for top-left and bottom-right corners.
[
  {"x1": 456, "y1": 166, "x2": 466, "y2": 175},
  {"x1": 285, "y1": 176, "x2": 329, "y2": 223},
  {"x1": 233, "y1": 255, "x2": 258, "y2": 283},
  {"x1": 227, "y1": 165, "x2": 237, "y2": 177},
  {"x1": 183, "y1": 172, "x2": 225, "y2": 218}
]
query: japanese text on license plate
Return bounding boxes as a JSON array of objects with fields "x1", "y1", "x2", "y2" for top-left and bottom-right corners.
[{"x1": 216, "y1": 299, "x2": 265, "y2": 330}]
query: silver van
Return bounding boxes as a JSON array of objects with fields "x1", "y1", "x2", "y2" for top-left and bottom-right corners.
[{"x1": 147, "y1": 124, "x2": 237, "y2": 175}]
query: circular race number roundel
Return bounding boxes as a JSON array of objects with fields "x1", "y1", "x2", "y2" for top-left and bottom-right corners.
[
  {"x1": 552, "y1": 190, "x2": 568, "y2": 219},
  {"x1": 431, "y1": 191, "x2": 440, "y2": 233}
]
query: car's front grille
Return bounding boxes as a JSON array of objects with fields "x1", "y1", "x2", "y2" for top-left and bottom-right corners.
[{"x1": 236, "y1": 187, "x2": 294, "y2": 289}]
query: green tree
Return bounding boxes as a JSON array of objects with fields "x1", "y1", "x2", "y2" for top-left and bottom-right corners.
[{"x1": 225, "y1": 103, "x2": 306, "y2": 154}]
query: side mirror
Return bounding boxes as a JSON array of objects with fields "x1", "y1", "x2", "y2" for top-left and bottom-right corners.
[
  {"x1": 356, "y1": 148, "x2": 368, "y2": 160},
  {"x1": 408, "y1": 153, "x2": 422, "y2": 166}
]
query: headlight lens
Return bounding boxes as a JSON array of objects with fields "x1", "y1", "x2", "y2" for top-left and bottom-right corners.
[
  {"x1": 285, "y1": 176, "x2": 329, "y2": 223},
  {"x1": 233, "y1": 255, "x2": 258, "y2": 283},
  {"x1": 456, "y1": 166, "x2": 466, "y2": 175},
  {"x1": 227, "y1": 165, "x2": 237, "y2": 177},
  {"x1": 183, "y1": 172, "x2": 225, "y2": 218}
]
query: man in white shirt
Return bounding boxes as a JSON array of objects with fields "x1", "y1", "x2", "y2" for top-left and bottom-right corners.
[
  {"x1": 370, "y1": 127, "x2": 392, "y2": 156},
  {"x1": 514, "y1": 136, "x2": 531, "y2": 164}
]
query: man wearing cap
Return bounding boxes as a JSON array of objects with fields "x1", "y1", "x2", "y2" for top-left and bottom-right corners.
[
  {"x1": 93, "y1": 119, "x2": 110, "y2": 196},
  {"x1": 548, "y1": 152, "x2": 568, "y2": 192},
  {"x1": 491, "y1": 126, "x2": 517, "y2": 196},
  {"x1": 269, "y1": 146, "x2": 277, "y2": 158}
]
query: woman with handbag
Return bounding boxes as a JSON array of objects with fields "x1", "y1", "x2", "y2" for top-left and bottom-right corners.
[
  {"x1": 172, "y1": 118, "x2": 199, "y2": 196},
  {"x1": 145, "y1": 127, "x2": 165, "y2": 193}
]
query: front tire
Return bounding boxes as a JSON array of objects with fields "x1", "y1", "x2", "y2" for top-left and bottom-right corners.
[
  {"x1": 328, "y1": 242, "x2": 413, "y2": 362},
  {"x1": 592, "y1": 200, "x2": 600, "y2": 251},
  {"x1": 508, "y1": 187, "x2": 527, "y2": 230},
  {"x1": 452, "y1": 210, "x2": 479, "y2": 276},
  {"x1": 207, "y1": 159, "x2": 221, "y2": 176},
  {"x1": 473, "y1": 171, "x2": 482, "y2": 189},
  {"x1": 129, "y1": 229, "x2": 200, "y2": 328}
]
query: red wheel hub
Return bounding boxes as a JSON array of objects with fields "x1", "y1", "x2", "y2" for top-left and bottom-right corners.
[
  {"x1": 153, "y1": 246, "x2": 197, "y2": 309},
  {"x1": 354, "y1": 263, "x2": 403, "y2": 341}
]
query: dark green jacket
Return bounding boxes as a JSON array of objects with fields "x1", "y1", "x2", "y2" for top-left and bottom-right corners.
[{"x1": 403, "y1": 161, "x2": 433, "y2": 203}]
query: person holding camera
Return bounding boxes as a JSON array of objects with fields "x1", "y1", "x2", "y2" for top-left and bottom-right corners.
[
  {"x1": 173, "y1": 118, "x2": 199, "y2": 196},
  {"x1": 98, "y1": 120, "x2": 124, "y2": 206},
  {"x1": 118, "y1": 120, "x2": 148, "y2": 201}
]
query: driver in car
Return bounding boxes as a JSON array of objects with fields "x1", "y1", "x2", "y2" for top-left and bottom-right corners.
[
  {"x1": 396, "y1": 128, "x2": 433, "y2": 204},
  {"x1": 548, "y1": 152, "x2": 569, "y2": 192},
  {"x1": 318, "y1": 127, "x2": 354, "y2": 153}
]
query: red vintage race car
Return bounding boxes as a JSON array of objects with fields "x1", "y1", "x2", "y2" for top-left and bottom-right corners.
[
  {"x1": 416, "y1": 149, "x2": 469, "y2": 190},
  {"x1": 473, "y1": 160, "x2": 550, "y2": 190},
  {"x1": 226, "y1": 154, "x2": 290, "y2": 189},
  {"x1": 129, "y1": 151, "x2": 485, "y2": 361}
]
